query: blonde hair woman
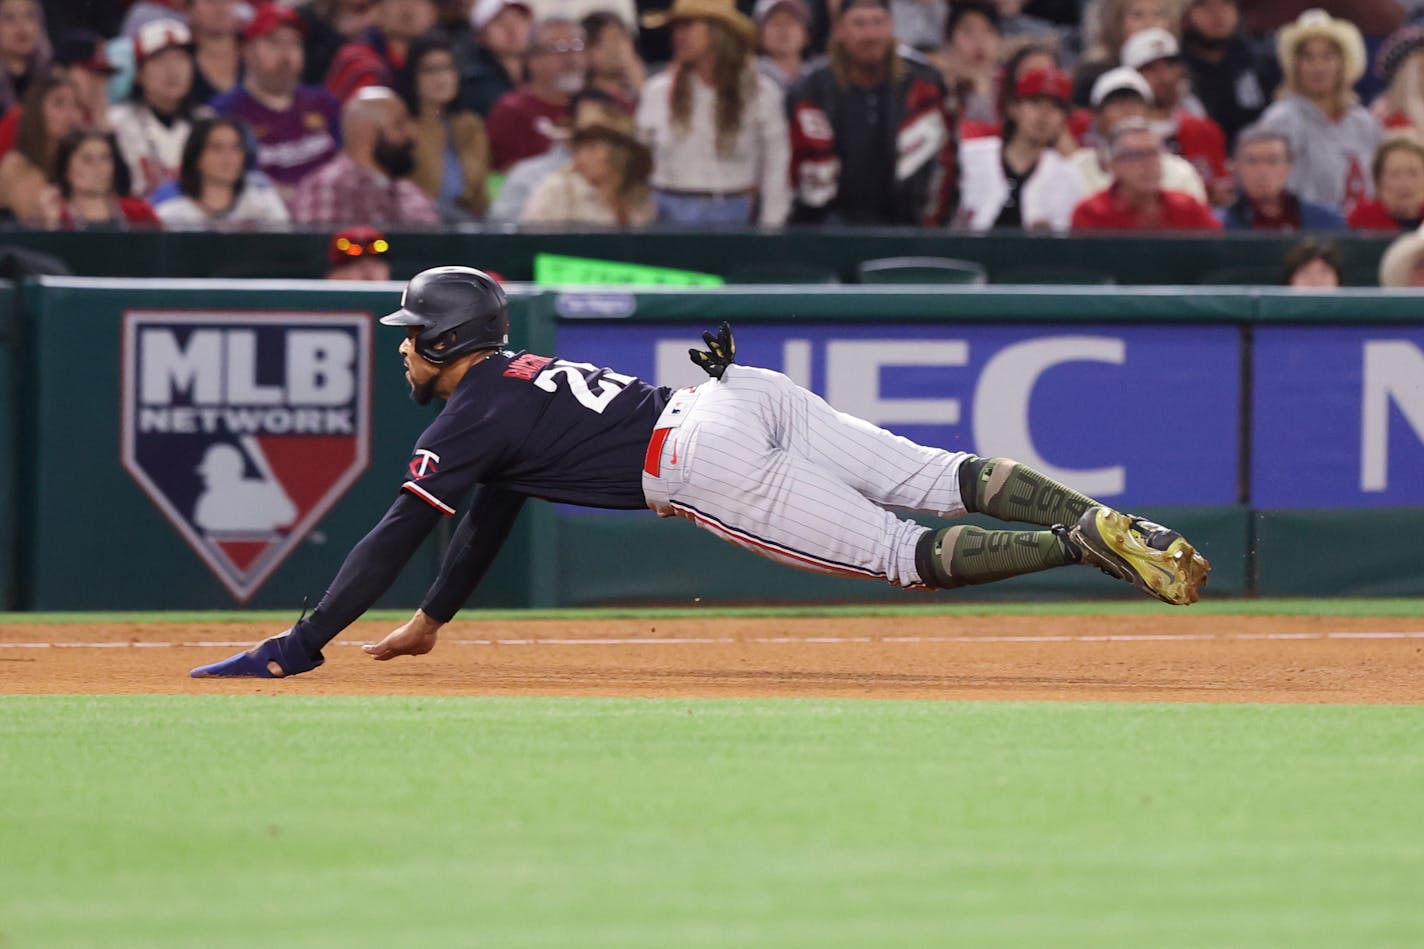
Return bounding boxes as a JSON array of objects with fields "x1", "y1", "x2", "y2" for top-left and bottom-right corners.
[
  {"x1": 637, "y1": 0, "x2": 790, "y2": 226},
  {"x1": 1257, "y1": 8, "x2": 1379, "y2": 215},
  {"x1": 520, "y1": 100, "x2": 654, "y2": 226}
]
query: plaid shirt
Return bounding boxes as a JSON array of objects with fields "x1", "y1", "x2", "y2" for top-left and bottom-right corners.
[{"x1": 289, "y1": 153, "x2": 439, "y2": 227}]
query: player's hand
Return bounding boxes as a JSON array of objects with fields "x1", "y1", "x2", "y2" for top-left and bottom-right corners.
[
  {"x1": 363, "y1": 610, "x2": 441, "y2": 661},
  {"x1": 689, "y1": 322, "x2": 736, "y2": 379}
]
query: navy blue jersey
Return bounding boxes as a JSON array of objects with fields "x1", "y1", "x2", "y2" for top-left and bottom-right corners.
[{"x1": 400, "y1": 350, "x2": 671, "y2": 513}]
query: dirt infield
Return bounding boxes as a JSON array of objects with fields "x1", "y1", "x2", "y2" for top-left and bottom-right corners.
[{"x1": 3, "y1": 613, "x2": 1422, "y2": 703}]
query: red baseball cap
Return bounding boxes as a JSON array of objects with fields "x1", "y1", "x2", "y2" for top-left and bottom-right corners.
[
  {"x1": 244, "y1": 2, "x2": 305, "y2": 42},
  {"x1": 328, "y1": 226, "x2": 390, "y2": 267},
  {"x1": 1014, "y1": 67, "x2": 1072, "y2": 105}
]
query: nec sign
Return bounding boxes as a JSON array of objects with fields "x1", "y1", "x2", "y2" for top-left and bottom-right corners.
[{"x1": 1253, "y1": 327, "x2": 1424, "y2": 508}]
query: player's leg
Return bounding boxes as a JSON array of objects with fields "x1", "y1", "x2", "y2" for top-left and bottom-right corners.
[
  {"x1": 649, "y1": 371, "x2": 1077, "y2": 590},
  {"x1": 741, "y1": 366, "x2": 1208, "y2": 602}
]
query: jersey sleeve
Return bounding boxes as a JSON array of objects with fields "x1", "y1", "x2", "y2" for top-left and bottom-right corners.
[{"x1": 400, "y1": 415, "x2": 502, "y2": 515}]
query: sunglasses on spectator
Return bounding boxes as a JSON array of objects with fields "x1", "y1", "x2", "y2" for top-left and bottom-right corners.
[
  {"x1": 334, "y1": 236, "x2": 390, "y2": 258},
  {"x1": 534, "y1": 39, "x2": 585, "y2": 54}
]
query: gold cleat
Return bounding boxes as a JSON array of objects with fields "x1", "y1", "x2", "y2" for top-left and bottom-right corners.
[{"x1": 1066, "y1": 507, "x2": 1211, "y2": 605}]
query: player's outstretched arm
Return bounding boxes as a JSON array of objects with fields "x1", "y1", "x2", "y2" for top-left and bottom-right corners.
[
  {"x1": 363, "y1": 486, "x2": 526, "y2": 661},
  {"x1": 189, "y1": 492, "x2": 445, "y2": 678}
]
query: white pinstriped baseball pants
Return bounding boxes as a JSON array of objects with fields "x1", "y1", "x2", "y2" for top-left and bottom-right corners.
[{"x1": 641, "y1": 365, "x2": 970, "y2": 588}]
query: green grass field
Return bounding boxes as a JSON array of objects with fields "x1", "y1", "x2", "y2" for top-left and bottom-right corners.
[{"x1": 3, "y1": 695, "x2": 1422, "y2": 948}]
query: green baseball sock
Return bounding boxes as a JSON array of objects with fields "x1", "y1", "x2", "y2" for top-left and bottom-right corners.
[
  {"x1": 915, "y1": 524, "x2": 1075, "y2": 589},
  {"x1": 958, "y1": 456, "x2": 1099, "y2": 527}
]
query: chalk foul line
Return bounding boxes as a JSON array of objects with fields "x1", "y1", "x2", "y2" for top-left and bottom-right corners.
[{"x1": 2, "y1": 631, "x2": 1424, "y2": 649}]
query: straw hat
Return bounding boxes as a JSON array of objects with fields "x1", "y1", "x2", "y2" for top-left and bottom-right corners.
[
  {"x1": 1277, "y1": 8, "x2": 1366, "y2": 89},
  {"x1": 1378, "y1": 224, "x2": 1424, "y2": 287},
  {"x1": 641, "y1": 0, "x2": 756, "y2": 45},
  {"x1": 570, "y1": 102, "x2": 653, "y2": 184}
]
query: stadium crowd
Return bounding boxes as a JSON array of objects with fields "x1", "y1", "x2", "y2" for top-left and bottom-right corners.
[{"x1": 4, "y1": 0, "x2": 1424, "y2": 259}]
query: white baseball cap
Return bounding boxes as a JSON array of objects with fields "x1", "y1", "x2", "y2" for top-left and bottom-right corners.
[
  {"x1": 133, "y1": 18, "x2": 192, "y2": 65},
  {"x1": 1090, "y1": 65, "x2": 1152, "y2": 107},
  {"x1": 1121, "y1": 27, "x2": 1180, "y2": 70},
  {"x1": 471, "y1": 0, "x2": 533, "y2": 32}
]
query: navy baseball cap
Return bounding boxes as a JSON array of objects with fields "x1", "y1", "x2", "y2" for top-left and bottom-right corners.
[{"x1": 55, "y1": 30, "x2": 118, "y2": 74}]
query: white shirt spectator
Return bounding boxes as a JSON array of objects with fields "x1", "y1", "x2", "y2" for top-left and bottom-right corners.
[
  {"x1": 958, "y1": 137, "x2": 1085, "y2": 231},
  {"x1": 108, "y1": 100, "x2": 191, "y2": 198},
  {"x1": 1071, "y1": 145, "x2": 1208, "y2": 203},
  {"x1": 153, "y1": 175, "x2": 292, "y2": 227},
  {"x1": 637, "y1": 68, "x2": 791, "y2": 226}
]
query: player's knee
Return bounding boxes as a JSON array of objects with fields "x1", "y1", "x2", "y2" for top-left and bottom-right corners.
[{"x1": 957, "y1": 455, "x2": 1017, "y2": 513}]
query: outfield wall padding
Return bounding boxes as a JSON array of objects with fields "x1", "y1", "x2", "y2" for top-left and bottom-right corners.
[{"x1": 8, "y1": 279, "x2": 1424, "y2": 609}]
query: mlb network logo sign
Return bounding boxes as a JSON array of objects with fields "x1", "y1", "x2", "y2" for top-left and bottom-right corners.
[{"x1": 121, "y1": 311, "x2": 372, "y2": 601}]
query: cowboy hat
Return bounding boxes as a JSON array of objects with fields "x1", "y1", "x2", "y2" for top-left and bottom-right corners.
[
  {"x1": 1277, "y1": 8, "x2": 1366, "y2": 90},
  {"x1": 570, "y1": 101, "x2": 653, "y2": 184},
  {"x1": 641, "y1": 0, "x2": 756, "y2": 46}
]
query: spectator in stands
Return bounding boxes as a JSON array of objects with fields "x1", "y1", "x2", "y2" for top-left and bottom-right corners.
[
  {"x1": 121, "y1": 0, "x2": 191, "y2": 39},
  {"x1": 187, "y1": 0, "x2": 242, "y2": 103},
  {"x1": 520, "y1": 96, "x2": 654, "y2": 226},
  {"x1": 754, "y1": 0, "x2": 809, "y2": 91},
  {"x1": 37, "y1": 129, "x2": 161, "y2": 230},
  {"x1": 788, "y1": 0, "x2": 957, "y2": 226},
  {"x1": 1123, "y1": 26, "x2": 1230, "y2": 205},
  {"x1": 0, "y1": 31, "x2": 114, "y2": 159},
  {"x1": 1179, "y1": 0, "x2": 1276, "y2": 147},
  {"x1": 993, "y1": 0, "x2": 1072, "y2": 50},
  {"x1": 487, "y1": 17, "x2": 584, "y2": 171},
  {"x1": 0, "y1": 0, "x2": 50, "y2": 115},
  {"x1": 962, "y1": 42, "x2": 1062, "y2": 141},
  {"x1": 1379, "y1": 224, "x2": 1424, "y2": 287},
  {"x1": 213, "y1": 3, "x2": 343, "y2": 199},
  {"x1": 1071, "y1": 66, "x2": 1207, "y2": 202},
  {"x1": 398, "y1": 35, "x2": 490, "y2": 220},
  {"x1": 1258, "y1": 9, "x2": 1379, "y2": 217},
  {"x1": 290, "y1": 85, "x2": 439, "y2": 224},
  {"x1": 152, "y1": 115, "x2": 292, "y2": 226},
  {"x1": 485, "y1": 86, "x2": 610, "y2": 223},
  {"x1": 1071, "y1": 118, "x2": 1221, "y2": 230},
  {"x1": 1370, "y1": 24, "x2": 1424, "y2": 135},
  {"x1": 55, "y1": 32, "x2": 117, "y2": 132},
  {"x1": 300, "y1": 0, "x2": 379, "y2": 87},
  {"x1": 326, "y1": 224, "x2": 392, "y2": 279},
  {"x1": 1348, "y1": 134, "x2": 1424, "y2": 232},
  {"x1": 110, "y1": 19, "x2": 198, "y2": 199},
  {"x1": 1073, "y1": 0, "x2": 1175, "y2": 107},
  {"x1": 1218, "y1": 124, "x2": 1345, "y2": 230},
  {"x1": 326, "y1": 0, "x2": 439, "y2": 101},
  {"x1": 0, "y1": 72, "x2": 84, "y2": 223},
  {"x1": 934, "y1": 2, "x2": 1001, "y2": 126},
  {"x1": 890, "y1": 0, "x2": 945, "y2": 53},
  {"x1": 459, "y1": 0, "x2": 532, "y2": 115},
  {"x1": 582, "y1": 11, "x2": 643, "y2": 111},
  {"x1": 1282, "y1": 238, "x2": 1341, "y2": 287},
  {"x1": 638, "y1": 0, "x2": 789, "y2": 226},
  {"x1": 957, "y1": 66, "x2": 1083, "y2": 230}
]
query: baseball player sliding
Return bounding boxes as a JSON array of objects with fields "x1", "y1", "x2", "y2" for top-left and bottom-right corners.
[{"x1": 192, "y1": 266, "x2": 1210, "y2": 679}]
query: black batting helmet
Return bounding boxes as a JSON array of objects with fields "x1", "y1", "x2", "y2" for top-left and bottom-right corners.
[{"x1": 380, "y1": 266, "x2": 509, "y2": 364}]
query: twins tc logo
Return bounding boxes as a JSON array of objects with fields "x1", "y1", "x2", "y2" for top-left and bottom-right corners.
[{"x1": 121, "y1": 312, "x2": 372, "y2": 601}]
